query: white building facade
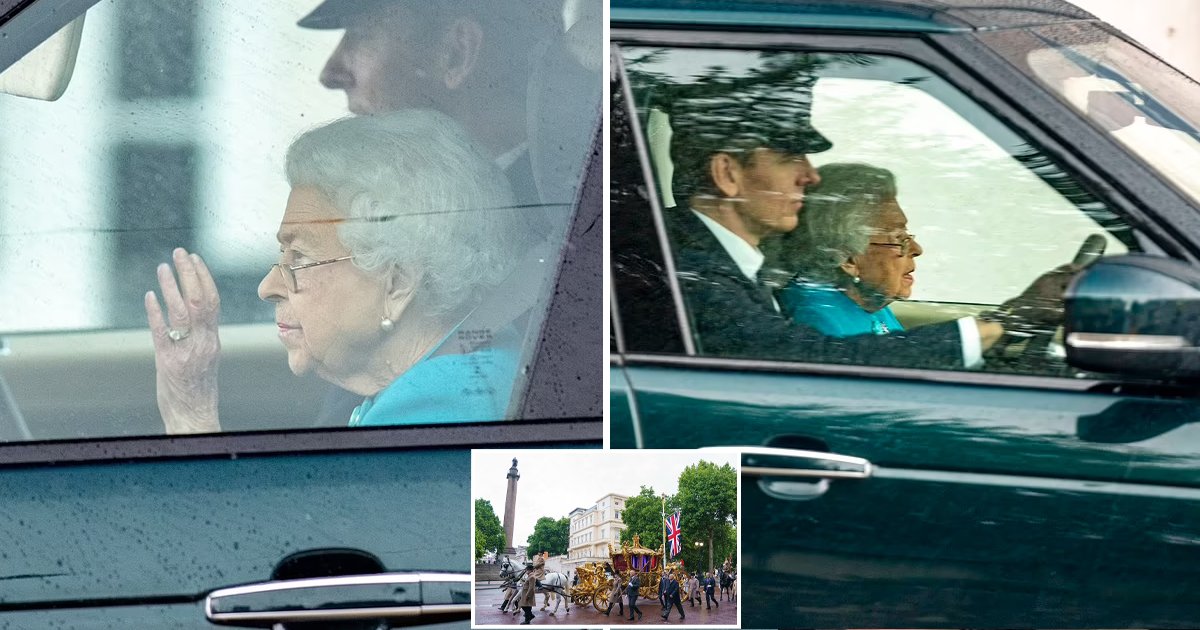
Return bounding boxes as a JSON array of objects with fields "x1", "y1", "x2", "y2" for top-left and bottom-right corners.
[{"x1": 566, "y1": 492, "x2": 628, "y2": 569}]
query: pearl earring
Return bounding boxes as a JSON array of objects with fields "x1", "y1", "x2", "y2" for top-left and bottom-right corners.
[{"x1": 380, "y1": 317, "x2": 395, "y2": 332}]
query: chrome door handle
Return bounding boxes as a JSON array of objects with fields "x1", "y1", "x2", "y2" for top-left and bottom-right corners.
[
  {"x1": 740, "y1": 446, "x2": 872, "y2": 479},
  {"x1": 205, "y1": 572, "x2": 470, "y2": 626},
  {"x1": 1066, "y1": 332, "x2": 1190, "y2": 351}
]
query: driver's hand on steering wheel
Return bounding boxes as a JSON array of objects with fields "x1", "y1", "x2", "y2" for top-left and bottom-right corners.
[{"x1": 986, "y1": 262, "x2": 1083, "y2": 330}]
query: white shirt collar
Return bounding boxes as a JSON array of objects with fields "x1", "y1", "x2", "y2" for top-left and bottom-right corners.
[
  {"x1": 692, "y1": 209, "x2": 764, "y2": 282},
  {"x1": 495, "y1": 142, "x2": 529, "y2": 171}
]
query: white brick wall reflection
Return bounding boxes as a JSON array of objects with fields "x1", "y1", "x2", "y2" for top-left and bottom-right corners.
[{"x1": 0, "y1": 0, "x2": 345, "y2": 333}]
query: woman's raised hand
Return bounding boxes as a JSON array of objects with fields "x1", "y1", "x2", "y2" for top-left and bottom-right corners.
[{"x1": 144, "y1": 247, "x2": 223, "y2": 434}]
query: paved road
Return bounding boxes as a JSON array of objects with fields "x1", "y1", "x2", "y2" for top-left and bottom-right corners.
[{"x1": 475, "y1": 583, "x2": 738, "y2": 626}]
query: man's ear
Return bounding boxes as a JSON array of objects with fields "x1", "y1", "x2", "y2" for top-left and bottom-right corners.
[
  {"x1": 437, "y1": 18, "x2": 484, "y2": 90},
  {"x1": 708, "y1": 153, "x2": 743, "y2": 198},
  {"x1": 384, "y1": 265, "x2": 425, "y2": 322}
]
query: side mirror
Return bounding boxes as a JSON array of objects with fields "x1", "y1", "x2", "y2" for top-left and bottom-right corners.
[
  {"x1": 1064, "y1": 254, "x2": 1200, "y2": 380},
  {"x1": 0, "y1": 15, "x2": 85, "y2": 101}
]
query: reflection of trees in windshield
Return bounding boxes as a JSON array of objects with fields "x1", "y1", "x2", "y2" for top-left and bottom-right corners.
[
  {"x1": 1011, "y1": 144, "x2": 1136, "y2": 248},
  {"x1": 626, "y1": 51, "x2": 841, "y2": 148},
  {"x1": 624, "y1": 50, "x2": 860, "y2": 205}
]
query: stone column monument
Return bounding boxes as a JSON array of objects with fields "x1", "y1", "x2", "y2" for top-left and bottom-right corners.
[{"x1": 502, "y1": 457, "x2": 520, "y2": 553}]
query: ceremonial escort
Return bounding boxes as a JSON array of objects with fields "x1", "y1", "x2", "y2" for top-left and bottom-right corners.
[{"x1": 471, "y1": 450, "x2": 739, "y2": 627}]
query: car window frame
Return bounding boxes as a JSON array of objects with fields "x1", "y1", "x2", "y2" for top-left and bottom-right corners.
[{"x1": 610, "y1": 26, "x2": 1200, "y2": 394}]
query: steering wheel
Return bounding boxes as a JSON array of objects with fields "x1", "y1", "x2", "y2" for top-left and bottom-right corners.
[
  {"x1": 982, "y1": 235, "x2": 1107, "y2": 375},
  {"x1": 982, "y1": 319, "x2": 1066, "y2": 374}
]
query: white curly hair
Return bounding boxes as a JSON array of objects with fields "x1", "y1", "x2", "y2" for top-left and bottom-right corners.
[{"x1": 284, "y1": 110, "x2": 525, "y2": 317}]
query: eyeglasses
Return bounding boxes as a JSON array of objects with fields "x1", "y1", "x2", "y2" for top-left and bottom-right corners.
[
  {"x1": 270, "y1": 255, "x2": 353, "y2": 293},
  {"x1": 868, "y1": 233, "x2": 918, "y2": 256}
]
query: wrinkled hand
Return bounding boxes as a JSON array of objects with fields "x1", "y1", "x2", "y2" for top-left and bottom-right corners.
[
  {"x1": 144, "y1": 247, "x2": 222, "y2": 434},
  {"x1": 987, "y1": 263, "x2": 1082, "y2": 329}
]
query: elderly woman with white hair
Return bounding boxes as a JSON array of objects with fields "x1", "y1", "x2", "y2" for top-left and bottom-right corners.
[
  {"x1": 144, "y1": 110, "x2": 532, "y2": 432},
  {"x1": 774, "y1": 162, "x2": 922, "y2": 337}
]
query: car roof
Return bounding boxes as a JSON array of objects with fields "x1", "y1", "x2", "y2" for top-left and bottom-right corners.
[{"x1": 611, "y1": 0, "x2": 1099, "y2": 34}]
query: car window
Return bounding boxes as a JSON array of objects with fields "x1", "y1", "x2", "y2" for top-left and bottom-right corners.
[
  {"x1": 982, "y1": 22, "x2": 1200, "y2": 206},
  {"x1": 617, "y1": 44, "x2": 1151, "y2": 378},
  {"x1": 0, "y1": 0, "x2": 601, "y2": 441}
]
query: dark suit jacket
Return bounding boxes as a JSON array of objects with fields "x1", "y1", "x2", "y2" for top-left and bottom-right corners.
[{"x1": 665, "y1": 208, "x2": 966, "y2": 368}]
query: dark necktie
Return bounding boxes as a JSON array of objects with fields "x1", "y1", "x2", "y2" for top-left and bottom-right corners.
[{"x1": 756, "y1": 267, "x2": 787, "y2": 312}]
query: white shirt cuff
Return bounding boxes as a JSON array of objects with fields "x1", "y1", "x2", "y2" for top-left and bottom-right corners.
[{"x1": 957, "y1": 316, "x2": 983, "y2": 369}]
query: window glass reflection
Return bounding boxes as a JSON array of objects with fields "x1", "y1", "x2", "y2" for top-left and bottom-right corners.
[{"x1": 0, "y1": 0, "x2": 600, "y2": 439}]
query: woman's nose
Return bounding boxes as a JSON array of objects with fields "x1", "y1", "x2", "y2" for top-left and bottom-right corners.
[{"x1": 258, "y1": 265, "x2": 286, "y2": 303}]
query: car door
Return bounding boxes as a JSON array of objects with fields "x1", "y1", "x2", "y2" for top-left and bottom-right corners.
[
  {"x1": 610, "y1": 14, "x2": 1200, "y2": 629},
  {"x1": 0, "y1": 0, "x2": 601, "y2": 626}
]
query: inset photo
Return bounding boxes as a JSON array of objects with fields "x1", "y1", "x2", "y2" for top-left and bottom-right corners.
[{"x1": 472, "y1": 449, "x2": 739, "y2": 628}]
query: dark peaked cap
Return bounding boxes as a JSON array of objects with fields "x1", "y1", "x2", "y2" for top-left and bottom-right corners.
[
  {"x1": 664, "y1": 52, "x2": 833, "y2": 158},
  {"x1": 298, "y1": 0, "x2": 395, "y2": 28}
]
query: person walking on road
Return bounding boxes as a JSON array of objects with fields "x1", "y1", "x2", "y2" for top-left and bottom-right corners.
[
  {"x1": 517, "y1": 555, "x2": 545, "y2": 625},
  {"x1": 627, "y1": 572, "x2": 644, "y2": 621},
  {"x1": 687, "y1": 572, "x2": 700, "y2": 607},
  {"x1": 704, "y1": 571, "x2": 719, "y2": 609},
  {"x1": 604, "y1": 570, "x2": 625, "y2": 617},
  {"x1": 661, "y1": 573, "x2": 685, "y2": 621}
]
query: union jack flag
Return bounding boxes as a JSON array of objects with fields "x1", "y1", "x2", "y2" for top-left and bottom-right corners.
[{"x1": 665, "y1": 510, "x2": 682, "y2": 557}]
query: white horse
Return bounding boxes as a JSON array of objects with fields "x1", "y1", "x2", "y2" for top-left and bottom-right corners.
[
  {"x1": 508, "y1": 569, "x2": 572, "y2": 616},
  {"x1": 538, "y1": 571, "x2": 571, "y2": 614},
  {"x1": 498, "y1": 562, "x2": 521, "y2": 612}
]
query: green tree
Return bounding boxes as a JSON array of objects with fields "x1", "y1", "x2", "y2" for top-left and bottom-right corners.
[
  {"x1": 679, "y1": 521, "x2": 736, "y2": 576},
  {"x1": 525, "y1": 516, "x2": 570, "y2": 556},
  {"x1": 675, "y1": 460, "x2": 737, "y2": 572},
  {"x1": 474, "y1": 499, "x2": 506, "y2": 561},
  {"x1": 620, "y1": 486, "x2": 668, "y2": 550}
]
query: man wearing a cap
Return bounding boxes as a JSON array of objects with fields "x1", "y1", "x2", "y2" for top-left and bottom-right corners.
[
  {"x1": 662, "y1": 66, "x2": 997, "y2": 368},
  {"x1": 299, "y1": 1, "x2": 555, "y2": 160}
]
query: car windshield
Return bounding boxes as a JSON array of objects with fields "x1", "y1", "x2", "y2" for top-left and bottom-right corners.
[
  {"x1": 983, "y1": 21, "x2": 1200, "y2": 204},
  {"x1": 0, "y1": 0, "x2": 600, "y2": 440}
]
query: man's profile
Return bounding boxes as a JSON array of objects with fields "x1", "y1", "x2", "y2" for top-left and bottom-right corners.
[{"x1": 298, "y1": 0, "x2": 560, "y2": 161}]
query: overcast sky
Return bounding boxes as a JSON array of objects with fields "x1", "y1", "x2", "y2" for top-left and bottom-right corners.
[{"x1": 472, "y1": 449, "x2": 738, "y2": 546}]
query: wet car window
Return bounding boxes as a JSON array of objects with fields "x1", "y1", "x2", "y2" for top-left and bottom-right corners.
[
  {"x1": 0, "y1": 0, "x2": 601, "y2": 440},
  {"x1": 619, "y1": 45, "x2": 1144, "y2": 377},
  {"x1": 983, "y1": 22, "x2": 1200, "y2": 205}
]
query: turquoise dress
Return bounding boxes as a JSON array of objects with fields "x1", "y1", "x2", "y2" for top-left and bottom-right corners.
[
  {"x1": 349, "y1": 328, "x2": 520, "y2": 426},
  {"x1": 779, "y1": 280, "x2": 904, "y2": 337}
]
